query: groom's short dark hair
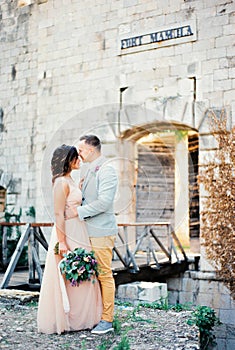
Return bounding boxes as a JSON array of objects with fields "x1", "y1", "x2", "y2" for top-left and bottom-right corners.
[{"x1": 80, "y1": 134, "x2": 101, "y2": 152}]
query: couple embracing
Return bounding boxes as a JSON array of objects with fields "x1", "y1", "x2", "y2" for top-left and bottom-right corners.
[{"x1": 37, "y1": 135, "x2": 118, "y2": 335}]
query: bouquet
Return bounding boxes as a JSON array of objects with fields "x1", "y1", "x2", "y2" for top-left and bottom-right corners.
[{"x1": 58, "y1": 246, "x2": 99, "y2": 287}]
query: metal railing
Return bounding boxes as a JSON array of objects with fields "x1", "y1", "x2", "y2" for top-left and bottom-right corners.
[
  {"x1": 114, "y1": 222, "x2": 187, "y2": 272},
  {"x1": 0, "y1": 221, "x2": 187, "y2": 289}
]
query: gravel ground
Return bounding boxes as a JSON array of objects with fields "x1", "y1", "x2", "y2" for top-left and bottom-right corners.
[{"x1": 0, "y1": 291, "x2": 199, "y2": 350}]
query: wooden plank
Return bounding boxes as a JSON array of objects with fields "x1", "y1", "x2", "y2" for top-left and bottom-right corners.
[
  {"x1": 137, "y1": 141, "x2": 175, "y2": 234},
  {"x1": 0, "y1": 226, "x2": 30, "y2": 289},
  {"x1": 171, "y1": 230, "x2": 187, "y2": 261},
  {"x1": 0, "y1": 254, "x2": 195, "y2": 289},
  {"x1": 0, "y1": 221, "x2": 189, "y2": 290},
  {"x1": 32, "y1": 246, "x2": 43, "y2": 284},
  {"x1": 34, "y1": 227, "x2": 49, "y2": 251},
  {"x1": 114, "y1": 261, "x2": 190, "y2": 286},
  {"x1": 136, "y1": 209, "x2": 174, "y2": 217},
  {"x1": 113, "y1": 246, "x2": 128, "y2": 268},
  {"x1": 0, "y1": 222, "x2": 26, "y2": 226},
  {"x1": 2, "y1": 226, "x2": 8, "y2": 268},
  {"x1": 118, "y1": 222, "x2": 170, "y2": 227},
  {"x1": 132, "y1": 229, "x2": 148, "y2": 255},
  {"x1": 188, "y1": 133, "x2": 200, "y2": 239},
  {"x1": 150, "y1": 249, "x2": 161, "y2": 269},
  {"x1": 31, "y1": 223, "x2": 54, "y2": 227},
  {"x1": 150, "y1": 228, "x2": 171, "y2": 259},
  {"x1": 28, "y1": 228, "x2": 35, "y2": 282}
]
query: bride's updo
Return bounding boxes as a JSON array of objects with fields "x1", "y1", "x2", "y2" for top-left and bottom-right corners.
[{"x1": 51, "y1": 144, "x2": 78, "y2": 183}]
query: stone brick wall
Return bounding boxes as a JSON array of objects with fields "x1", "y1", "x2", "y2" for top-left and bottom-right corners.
[
  {"x1": 0, "y1": 0, "x2": 234, "y2": 340},
  {"x1": 167, "y1": 270, "x2": 235, "y2": 349},
  {"x1": 1, "y1": 0, "x2": 234, "y2": 218},
  {"x1": 0, "y1": 2, "x2": 37, "y2": 215}
]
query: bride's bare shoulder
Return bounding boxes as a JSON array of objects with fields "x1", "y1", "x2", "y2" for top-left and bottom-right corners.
[{"x1": 53, "y1": 176, "x2": 70, "y2": 191}]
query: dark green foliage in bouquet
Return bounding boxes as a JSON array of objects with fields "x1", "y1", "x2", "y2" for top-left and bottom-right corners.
[
  {"x1": 54, "y1": 242, "x2": 59, "y2": 255},
  {"x1": 187, "y1": 305, "x2": 221, "y2": 349},
  {"x1": 59, "y1": 247, "x2": 99, "y2": 286}
]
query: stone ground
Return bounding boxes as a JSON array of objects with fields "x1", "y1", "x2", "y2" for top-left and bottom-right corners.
[{"x1": 0, "y1": 291, "x2": 199, "y2": 350}]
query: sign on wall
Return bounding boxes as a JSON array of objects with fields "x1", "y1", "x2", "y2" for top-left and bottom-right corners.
[{"x1": 119, "y1": 20, "x2": 197, "y2": 55}]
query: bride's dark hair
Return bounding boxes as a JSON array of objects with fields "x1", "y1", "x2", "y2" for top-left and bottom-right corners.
[{"x1": 51, "y1": 144, "x2": 78, "y2": 184}]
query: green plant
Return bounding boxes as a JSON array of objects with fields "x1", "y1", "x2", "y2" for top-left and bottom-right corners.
[
  {"x1": 26, "y1": 206, "x2": 36, "y2": 219},
  {"x1": 80, "y1": 340, "x2": 87, "y2": 350},
  {"x1": 4, "y1": 207, "x2": 22, "y2": 237},
  {"x1": 129, "y1": 304, "x2": 153, "y2": 324},
  {"x1": 175, "y1": 130, "x2": 188, "y2": 142},
  {"x1": 113, "y1": 335, "x2": 130, "y2": 350},
  {"x1": 113, "y1": 313, "x2": 122, "y2": 335},
  {"x1": 25, "y1": 300, "x2": 38, "y2": 307},
  {"x1": 115, "y1": 300, "x2": 133, "y2": 307},
  {"x1": 4, "y1": 207, "x2": 22, "y2": 223},
  {"x1": 187, "y1": 305, "x2": 221, "y2": 349},
  {"x1": 171, "y1": 302, "x2": 193, "y2": 312},
  {"x1": 96, "y1": 339, "x2": 113, "y2": 350},
  {"x1": 138, "y1": 297, "x2": 169, "y2": 310},
  {"x1": 0, "y1": 207, "x2": 28, "y2": 267}
]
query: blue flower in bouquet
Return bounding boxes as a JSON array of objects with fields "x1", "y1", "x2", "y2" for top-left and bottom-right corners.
[{"x1": 59, "y1": 247, "x2": 99, "y2": 287}]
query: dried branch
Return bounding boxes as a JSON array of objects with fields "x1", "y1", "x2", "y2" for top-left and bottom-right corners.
[{"x1": 199, "y1": 110, "x2": 235, "y2": 298}]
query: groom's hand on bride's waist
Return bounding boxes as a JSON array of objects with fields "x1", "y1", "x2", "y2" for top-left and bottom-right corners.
[{"x1": 64, "y1": 206, "x2": 78, "y2": 220}]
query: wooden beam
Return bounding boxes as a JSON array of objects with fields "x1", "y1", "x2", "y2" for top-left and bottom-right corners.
[
  {"x1": 171, "y1": 230, "x2": 188, "y2": 261},
  {"x1": 0, "y1": 226, "x2": 30, "y2": 289},
  {"x1": 113, "y1": 246, "x2": 128, "y2": 268},
  {"x1": 1, "y1": 226, "x2": 8, "y2": 268},
  {"x1": 32, "y1": 246, "x2": 43, "y2": 284},
  {"x1": 150, "y1": 228, "x2": 171, "y2": 259},
  {"x1": 30, "y1": 223, "x2": 54, "y2": 227},
  {"x1": 0, "y1": 222, "x2": 26, "y2": 226},
  {"x1": 28, "y1": 227, "x2": 35, "y2": 283},
  {"x1": 33, "y1": 227, "x2": 48, "y2": 251},
  {"x1": 114, "y1": 260, "x2": 190, "y2": 286}
]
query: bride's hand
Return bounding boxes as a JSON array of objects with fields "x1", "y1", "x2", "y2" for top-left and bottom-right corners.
[{"x1": 59, "y1": 241, "x2": 68, "y2": 256}]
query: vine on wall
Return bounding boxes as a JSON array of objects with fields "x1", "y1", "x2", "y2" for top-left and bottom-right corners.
[{"x1": 199, "y1": 110, "x2": 235, "y2": 297}]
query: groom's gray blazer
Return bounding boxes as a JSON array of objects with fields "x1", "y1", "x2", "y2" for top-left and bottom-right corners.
[{"x1": 77, "y1": 155, "x2": 118, "y2": 238}]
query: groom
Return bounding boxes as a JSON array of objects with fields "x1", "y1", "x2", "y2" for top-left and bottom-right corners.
[{"x1": 68, "y1": 134, "x2": 118, "y2": 334}]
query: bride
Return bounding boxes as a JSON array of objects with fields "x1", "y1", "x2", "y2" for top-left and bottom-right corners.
[{"x1": 37, "y1": 144, "x2": 102, "y2": 334}]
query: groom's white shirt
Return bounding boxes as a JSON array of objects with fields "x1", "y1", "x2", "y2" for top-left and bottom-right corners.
[{"x1": 77, "y1": 155, "x2": 118, "y2": 237}]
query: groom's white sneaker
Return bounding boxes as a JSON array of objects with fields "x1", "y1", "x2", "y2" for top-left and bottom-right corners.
[{"x1": 91, "y1": 320, "x2": 114, "y2": 334}]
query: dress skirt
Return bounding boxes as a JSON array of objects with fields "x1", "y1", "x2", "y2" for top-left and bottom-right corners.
[{"x1": 37, "y1": 217, "x2": 102, "y2": 334}]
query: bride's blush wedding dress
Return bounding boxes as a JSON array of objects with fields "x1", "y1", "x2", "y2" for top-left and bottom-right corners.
[{"x1": 37, "y1": 177, "x2": 102, "y2": 334}]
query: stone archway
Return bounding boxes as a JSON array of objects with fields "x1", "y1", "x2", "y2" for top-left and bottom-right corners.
[{"x1": 118, "y1": 120, "x2": 199, "y2": 250}]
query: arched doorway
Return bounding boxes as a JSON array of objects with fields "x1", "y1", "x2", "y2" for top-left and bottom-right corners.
[
  {"x1": 120, "y1": 121, "x2": 199, "y2": 250},
  {"x1": 136, "y1": 132, "x2": 175, "y2": 242}
]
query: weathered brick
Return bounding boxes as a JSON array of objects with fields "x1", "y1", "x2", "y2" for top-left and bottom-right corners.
[{"x1": 117, "y1": 282, "x2": 168, "y2": 303}]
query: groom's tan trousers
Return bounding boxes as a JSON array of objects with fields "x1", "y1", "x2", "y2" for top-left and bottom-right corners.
[{"x1": 90, "y1": 235, "x2": 116, "y2": 323}]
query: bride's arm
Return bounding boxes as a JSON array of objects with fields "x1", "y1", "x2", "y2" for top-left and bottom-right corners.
[{"x1": 53, "y1": 178, "x2": 70, "y2": 255}]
